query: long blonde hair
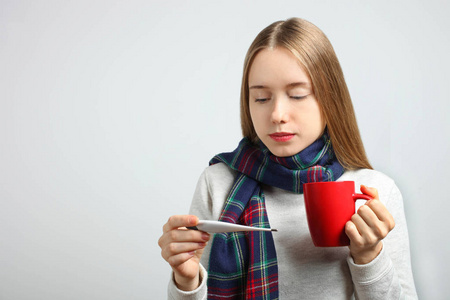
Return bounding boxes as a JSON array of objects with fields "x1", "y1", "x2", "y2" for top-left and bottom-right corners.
[{"x1": 240, "y1": 18, "x2": 372, "y2": 170}]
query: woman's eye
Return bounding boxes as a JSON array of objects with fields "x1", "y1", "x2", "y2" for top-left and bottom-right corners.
[
  {"x1": 290, "y1": 95, "x2": 308, "y2": 100},
  {"x1": 255, "y1": 98, "x2": 269, "y2": 103}
]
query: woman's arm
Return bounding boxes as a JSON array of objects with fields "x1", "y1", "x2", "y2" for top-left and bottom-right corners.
[
  {"x1": 346, "y1": 183, "x2": 417, "y2": 299},
  {"x1": 158, "y1": 215, "x2": 210, "y2": 291},
  {"x1": 345, "y1": 185, "x2": 395, "y2": 264},
  {"x1": 163, "y1": 166, "x2": 226, "y2": 299}
]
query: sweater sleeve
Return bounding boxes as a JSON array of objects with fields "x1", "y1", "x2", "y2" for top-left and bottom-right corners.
[
  {"x1": 167, "y1": 166, "x2": 224, "y2": 299},
  {"x1": 167, "y1": 264, "x2": 208, "y2": 300},
  {"x1": 347, "y1": 182, "x2": 418, "y2": 299}
]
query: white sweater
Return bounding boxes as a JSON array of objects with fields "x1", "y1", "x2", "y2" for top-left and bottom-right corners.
[{"x1": 168, "y1": 163, "x2": 417, "y2": 299}]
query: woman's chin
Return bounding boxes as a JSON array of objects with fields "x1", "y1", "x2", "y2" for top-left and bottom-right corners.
[{"x1": 268, "y1": 146, "x2": 306, "y2": 157}]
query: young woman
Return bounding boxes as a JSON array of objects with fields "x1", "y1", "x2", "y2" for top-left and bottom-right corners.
[{"x1": 158, "y1": 18, "x2": 417, "y2": 299}]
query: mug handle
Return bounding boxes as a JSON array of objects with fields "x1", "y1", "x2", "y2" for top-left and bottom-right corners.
[{"x1": 352, "y1": 193, "x2": 372, "y2": 201}]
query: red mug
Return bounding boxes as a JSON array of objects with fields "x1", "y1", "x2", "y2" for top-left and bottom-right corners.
[{"x1": 303, "y1": 181, "x2": 372, "y2": 247}]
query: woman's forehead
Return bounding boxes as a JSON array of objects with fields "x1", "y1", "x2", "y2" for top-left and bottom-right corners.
[{"x1": 248, "y1": 48, "x2": 311, "y2": 88}]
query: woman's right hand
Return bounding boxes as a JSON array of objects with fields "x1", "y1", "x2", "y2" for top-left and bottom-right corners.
[{"x1": 158, "y1": 215, "x2": 210, "y2": 291}]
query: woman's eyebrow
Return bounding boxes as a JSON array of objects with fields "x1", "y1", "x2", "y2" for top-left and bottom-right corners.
[
  {"x1": 249, "y1": 85, "x2": 267, "y2": 90},
  {"x1": 249, "y1": 82, "x2": 311, "y2": 90},
  {"x1": 286, "y1": 82, "x2": 310, "y2": 88}
]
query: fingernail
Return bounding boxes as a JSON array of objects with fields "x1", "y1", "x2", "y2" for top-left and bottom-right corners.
[
  {"x1": 198, "y1": 242, "x2": 207, "y2": 248},
  {"x1": 202, "y1": 233, "x2": 210, "y2": 241}
]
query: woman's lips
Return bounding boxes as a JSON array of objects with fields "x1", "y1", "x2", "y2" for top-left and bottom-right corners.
[{"x1": 269, "y1": 132, "x2": 295, "y2": 142}]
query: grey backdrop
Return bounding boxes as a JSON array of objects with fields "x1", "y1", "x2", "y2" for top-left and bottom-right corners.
[{"x1": 1, "y1": 1, "x2": 449, "y2": 299}]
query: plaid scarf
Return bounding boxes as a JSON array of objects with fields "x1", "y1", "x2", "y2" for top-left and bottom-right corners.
[{"x1": 206, "y1": 132, "x2": 344, "y2": 299}]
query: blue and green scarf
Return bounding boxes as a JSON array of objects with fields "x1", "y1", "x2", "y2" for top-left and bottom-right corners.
[{"x1": 207, "y1": 132, "x2": 344, "y2": 299}]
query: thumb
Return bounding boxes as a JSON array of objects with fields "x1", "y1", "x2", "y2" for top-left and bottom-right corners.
[{"x1": 360, "y1": 185, "x2": 379, "y2": 200}]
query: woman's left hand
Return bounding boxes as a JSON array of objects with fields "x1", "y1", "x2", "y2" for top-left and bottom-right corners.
[{"x1": 345, "y1": 185, "x2": 396, "y2": 264}]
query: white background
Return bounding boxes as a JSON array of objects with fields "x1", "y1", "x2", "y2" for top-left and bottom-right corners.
[{"x1": 1, "y1": 1, "x2": 449, "y2": 299}]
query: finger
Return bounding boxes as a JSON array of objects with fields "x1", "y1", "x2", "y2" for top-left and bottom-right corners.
[
  {"x1": 159, "y1": 229, "x2": 210, "y2": 248},
  {"x1": 162, "y1": 241, "x2": 207, "y2": 260},
  {"x1": 360, "y1": 185, "x2": 379, "y2": 200},
  {"x1": 345, "y1": 221, "x2": 363, "y2": 245},
  {"x1": 170, "y1": 229, "x2": 210, "y2": 243},
  {"x1": 349, "y1": 214, "x2": 380, "y2": 246},
  {"x1": 357, "y1": 200, "x2": 392, "y2": 243},
  {"x1": 163, "y1": 215, "x2": 199, "y2": 233},
  {"x1": 350, "y1": 213, "x2": 371, "y2": 237},
  {"x1": 356, "y1": 203, "x2": 391, "y2": 239},
  {"x1": 366, "y1": 200, "x2": 395, "y2": 228},
  {"x1": 356, "y1": 203, "x2": 380, "y2": 229},
  {"x1": 166, "y1": 251, "x2": 197, "y2": 268}
]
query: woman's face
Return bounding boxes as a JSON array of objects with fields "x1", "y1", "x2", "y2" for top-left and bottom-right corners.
[{"x1": 248, "y1": 47, "x2": 325, "y2": 157}]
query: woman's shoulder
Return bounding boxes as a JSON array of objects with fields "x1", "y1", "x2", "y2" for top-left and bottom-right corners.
[
  {"x1": 339, "y1": 168, "x2": 398, "y2": 194},
  {"x1": 204, "y1": 162, "x2": 237, "y2": 181},
  {"x1": 198, "y1": 163, "x2": 237, "y2": 197},
  {"x1": 340, "y1": 168, "x2": 394, "y2": 182},
  {"x1": 191, "y1": 163, "x2": 237, "y2": 220}
]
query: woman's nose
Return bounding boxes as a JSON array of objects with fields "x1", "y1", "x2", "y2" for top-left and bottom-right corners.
[{"x1": 270, "y1": 98, "x2": 290, "y2": 124}]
